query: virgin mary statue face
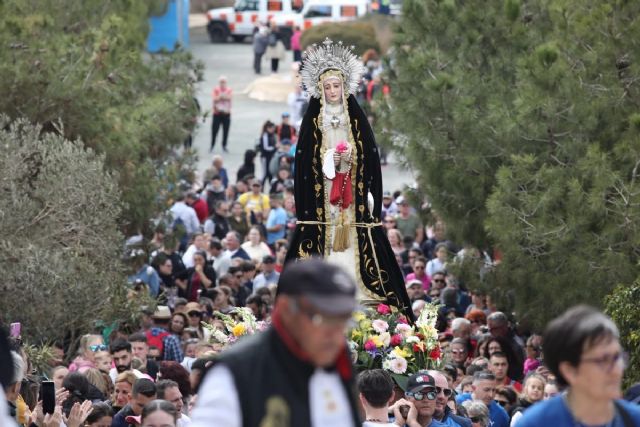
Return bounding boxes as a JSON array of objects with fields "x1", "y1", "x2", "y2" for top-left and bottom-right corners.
[{"x1": 323, "y1": 77, "x2": 343, "y2": 104}]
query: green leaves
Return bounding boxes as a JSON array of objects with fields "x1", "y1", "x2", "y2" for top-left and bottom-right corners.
[
  {"x1": 386, "y1": 0, "x2": 640, "y2": 330},
  {"x1": 0, "y1": 0, "x2": 201, "y2": 233}
]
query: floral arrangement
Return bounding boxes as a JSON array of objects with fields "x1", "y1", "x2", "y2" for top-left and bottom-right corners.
[
  {"x1": 348, "y1": 303, "x2": 442, "y2": 383},
  {"x1": 203, "y1": 308, "x2": 270, "y2": 347}
]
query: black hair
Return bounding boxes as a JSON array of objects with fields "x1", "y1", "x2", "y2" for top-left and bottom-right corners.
[
  {"x1": 490, "y1": 351, "x2": 508, "y2": 361},
  {"x1": 85, "y1": 402, "x2": 114, "y2": 424},
  {"x1": 155, "y1": 379, "x2": 179, "y2": 400},
  {"x1": 62, "y1": 373, "x2": 90, "y2": 415},
  {"x1": 357, "y1": 369, "x2": 394, "y2": 408},
  {"x1": 466, "y1": 364, "x2": 484, "y2": 376},
  {"x1": 543, "y1": 305, "x2": 619, "y2": 387},
  {"x1": 141, "y1": 400, "x2": 177, "y2": 424},
  {"x1": 209, "y1": 238, "x2": 223, "y2": 250},
  {"x1": 242, "y1": 149, "x2": 256, "y2": 166},
  {"x1": 109, "y1": 339, "x2": 131, "y2": 354},
  {"x1": 132, "y1": 378, "x2": 157, "y2": 398},
  {"x1": 442, "y1": 364, "x2": 458, "y2": 382},
  {"x1": 128, "y1": 332, "x2": 147, "y2": 344}
]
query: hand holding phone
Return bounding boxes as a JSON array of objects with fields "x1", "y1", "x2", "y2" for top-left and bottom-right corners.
[{"x1": 41, "y1": 381, "x2": 56, "y2": 415}]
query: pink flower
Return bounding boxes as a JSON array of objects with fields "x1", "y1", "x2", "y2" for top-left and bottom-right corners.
[
  {"x1": 389, "y1": 356, "x2": 408, "y2": 374},
  {"x1": 372, "y1": 319, "x2": 389, "y2": 333},
  {"x1": 377, "y1": 304, "x2": 391, "y2": 315},
  {"x1": 364, "y1": 339, "x2": 377, "y2": 351},
  {"x1": 397, "y1": 315, "x2": 408, "y2": 324},
  {"x1": 336, "y1": 141, "x2": 348, "y2": 153}
]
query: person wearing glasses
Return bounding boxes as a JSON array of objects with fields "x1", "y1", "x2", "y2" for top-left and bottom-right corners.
[
  {"x1": 515, "y1": 305, "x2": 640, "y2": 427},
  {"x1": 460, "y1": 400, "x2": 490, "y2": 427},
  {"x1": 456, "y1": 371, "x2": 510, "y2": 427},
  {"x1": 68, "y1": 334, "x2": 105, "y2": 374},
  {"x1": 389, "y1": 372, "x2": 446, "y2": 427},
  {"x1": 428, "y1": 370, "x2": 472, "y2": 427},
  {"x1": 190, "y1": 259, "x2": 361, "y2": 426}
]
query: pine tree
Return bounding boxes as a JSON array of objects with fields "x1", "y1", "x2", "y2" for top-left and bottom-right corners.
[{"x1": 387, "y1": 0, "x2": 640, "y2": 327}]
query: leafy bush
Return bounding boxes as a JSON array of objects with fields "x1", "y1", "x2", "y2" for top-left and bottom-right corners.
[
  {"x1": 301, "y1": 20, "x2": 380, "y2": 56},
  {"x1": 605, "y1": 281, "x2": 640, "y2": 389},
  {"x1": 0, "y1": 116, "x2": 143, "y2": 346}
]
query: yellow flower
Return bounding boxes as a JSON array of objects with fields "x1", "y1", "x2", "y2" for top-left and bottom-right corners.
[
  {"x1": 393, "y1": 346, "x2": 412, "y2": 359},
  {"x1": 359, "y1": 319, "x2": 372, "y2": 331},
  {"x1": 232, "y1": 324, "x2": 246, "y2": 337},
  {"x1": 370, "y1": 335, "x2": 384, "y2": 348},
  {"x1": 351, "y1": 329, "x2": 362, "y2": 340},
  {"x1": 353, "y1": 312, "x2": 366, "y2": 322}
]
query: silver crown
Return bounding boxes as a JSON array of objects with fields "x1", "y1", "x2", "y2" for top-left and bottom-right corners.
[{"x1": 300, "y1": 38, "x2": 365, "y2": 99}]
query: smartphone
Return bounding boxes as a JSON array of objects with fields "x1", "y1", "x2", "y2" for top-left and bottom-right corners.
[
  {"x1": 41, "y1": 381, "x2": 56, "y2": 415},
  {"x1": 9, "y1": 322, "x2": 21, "y2": 338}
]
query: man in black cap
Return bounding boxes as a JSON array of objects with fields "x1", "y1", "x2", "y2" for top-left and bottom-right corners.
[
  {"x1": 252, "y1": 254, "x2": 280, "y2": 292},
  {"x1": 191, "y1": 258, "x2": 360, "y2": 427},
  {"x1": 390, "y1": 372, "x2": 446, "y2": 427}
]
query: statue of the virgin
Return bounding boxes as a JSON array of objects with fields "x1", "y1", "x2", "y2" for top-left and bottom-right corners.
[{"x1": 285, "y1": 38, "x2": 413, "y2": 321}]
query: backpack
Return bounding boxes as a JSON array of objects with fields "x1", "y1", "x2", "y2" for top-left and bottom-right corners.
[{"x1": 146, "y1": 329, "x2": 170, "y2": 359}]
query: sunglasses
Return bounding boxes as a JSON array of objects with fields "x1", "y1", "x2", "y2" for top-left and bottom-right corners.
[
  {"x1": 436, "y1": 386, "x2": 452, "y2": 397},
  {"x1": 188, "y1": 311, "x2": 202, "y2": 317},
  {"x1": 433, "y1": 279, "x2": 446, "y2": 283},
  {"x1": 406, "y1": 389, "x2": 437, "y2": 401},
  {"x1": 495, "y1": 399, "x2": 509, "y2": 407},
  {"x1": 90, "y1": 344, "x2": 108, "y2": 352},
  {"x1": 470, "y1": 416, "x2": 482, "y2": 423}
]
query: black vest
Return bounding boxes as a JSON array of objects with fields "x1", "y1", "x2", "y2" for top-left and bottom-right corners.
[{"x1": 216, "y1": 326, "x2": 361, "y2": 427}]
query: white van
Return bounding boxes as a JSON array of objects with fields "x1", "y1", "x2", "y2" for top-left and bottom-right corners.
[
  {"x1": 206, "y1": 0, "x2": 369, "y2": 46},
  {"x1": 298, "y1": 0, "x2": 369, "y2": 30}
]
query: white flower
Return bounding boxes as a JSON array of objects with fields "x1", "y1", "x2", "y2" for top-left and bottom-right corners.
[
  {"x1": 406, "y1": 336, "x2": 420, "y2": 344},
  {"x1": 389, "y1": 356, "x2": 408, "y2": 374},
  {"x1": 372, "y1": 319, "x2": 389, "y2": 333},
  {"x1": 211, "y1": 329, "x2": 229, "y2": 344},
  {"x1": 395, "y1": 323, "x2": 414, "y2": 338},
  {"x1": 382, "y1": 358, "x2": 392, "y2": 371},
  {"x1": 379, "y1": 332, "x2": 391, "y2": 347}
]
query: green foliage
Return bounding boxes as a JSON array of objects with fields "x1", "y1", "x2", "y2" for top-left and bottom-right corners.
[
  {"x1": 0, "y1": 0, "x2": 203, "y2": 233},
  {"x1": 606, "y1": 281, "x2": 640, "y2": 388},
  {"x1": 301, "y1": 20, "x2": 380, "y2": 56},
  {"x1": 0, "y1": 116, "x2": 142, "y2": 345},
  {"x1": 386, "y1": 0, "x2": 640, "y2": 329}
]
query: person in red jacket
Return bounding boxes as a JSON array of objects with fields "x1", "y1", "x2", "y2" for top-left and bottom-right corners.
[{"x1": 186, "y1": 192, "x2": 208, "y2": 224}]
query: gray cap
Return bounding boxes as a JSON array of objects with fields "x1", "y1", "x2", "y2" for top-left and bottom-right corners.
[{"x1": 278, "y1": 259, "x2": 356, "y2": 315}]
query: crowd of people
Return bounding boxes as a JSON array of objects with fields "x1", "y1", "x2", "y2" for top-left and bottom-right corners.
[{"x1": 4, "y1": 35, "x2": 640, "y2": 427}]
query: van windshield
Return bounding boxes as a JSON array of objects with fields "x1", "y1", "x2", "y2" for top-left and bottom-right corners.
[
  {"x1": 235, "y1": 0, "x2": 259, "y2": 11},
  {"x1": 304, "y1": 5, "x2": 331, "y2": 18}
]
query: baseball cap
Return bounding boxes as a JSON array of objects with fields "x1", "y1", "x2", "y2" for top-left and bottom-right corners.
[
  {"x1": 406, "y1": 372, "x2": 436, "y2": 393},
  {"x1": 262, "y1": 255, "x2": 276, "y2": 264},
  {"x1": 278, "y1": 259, "x2": 356, "y2": 316},
  {"x1": 383, "y1": 191, "x2": 392, "y2": 199},
  {"x1": 405, "y1": 280, "x2": 422, "y2": 289}
]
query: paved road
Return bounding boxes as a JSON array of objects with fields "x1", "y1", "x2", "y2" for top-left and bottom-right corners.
[{"x1": 188, "y1": 26, "x2": 415, "y2": 193}]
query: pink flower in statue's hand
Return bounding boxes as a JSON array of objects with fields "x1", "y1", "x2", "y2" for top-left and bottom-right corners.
[
  {"x1": 377, "y1": 304, "x2": 391, "y2": 315},
  {"x1": 336, "y1": 141, "x2": 348, "y2": 153}
]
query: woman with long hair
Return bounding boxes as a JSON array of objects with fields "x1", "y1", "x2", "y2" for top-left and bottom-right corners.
[
  {"x1": 258, "y1": 121, "x2": 277, "y2": 189},
  {"x1": 240, "y1": 226, "x2": 272, "y2": 263}
]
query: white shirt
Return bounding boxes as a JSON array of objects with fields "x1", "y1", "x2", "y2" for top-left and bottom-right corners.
[
  {"x1": 177, "y1": 413, "x2": 192, "y2": 427},
  {"x1": 170, "y1": 201, "x2": 200, "y2": 235},
  {"x1": 190, "y1": 365, "x2": 355, "y2": 427},
  {"x1": 212, "y1": 252, "x2": 231, "y2": 278}
]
